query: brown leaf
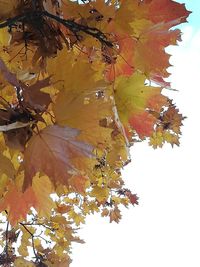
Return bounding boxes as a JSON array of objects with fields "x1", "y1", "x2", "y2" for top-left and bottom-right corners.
[
  {"x1": 0, "y1": 59, "x2": 20, "y2": 87},
  {"x1": 3, "y1": 126, "x2": 32, "y2": 151},
  {"x1": 125, "y1": 191, "x2": 139, "y2": 206},
  {"x1": 109, "y1": 206, "x2": 121, "y2": 223},
  {"x1": 23, "y1": 125, "x2": 94, "y2": 190},
  {"x1": 22, "y1": 77, "x2": 52, "y2": 112}
]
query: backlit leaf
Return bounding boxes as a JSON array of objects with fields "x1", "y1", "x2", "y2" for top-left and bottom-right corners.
[{"x1": 23, "y1": 125, "x2": 94, "y2": 189}]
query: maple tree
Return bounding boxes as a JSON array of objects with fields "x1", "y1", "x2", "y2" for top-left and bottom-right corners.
[{"x1": 0, "y1": 0, "x2": 190, "y2": 266}]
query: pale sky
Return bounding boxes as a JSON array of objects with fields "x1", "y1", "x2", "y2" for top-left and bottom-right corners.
[{"x1": 71, "y1": 1, "x2": 200, "y2": 267}]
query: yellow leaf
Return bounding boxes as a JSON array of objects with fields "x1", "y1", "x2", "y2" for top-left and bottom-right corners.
[
  {"x1": 111, "y1": 196, "x2": 121, "y2": 205},
  {"x1": 88, "y1": 201, "x2": 99, "y2": 214},
  {"x1": 54, "y1": 88, "x2": 113, "y2": 146},
  {"x1": 115, "y1": 73, "x2": 163, "y2": 125},
  {"x1": 47, "y1": 50, "x2": 96, "y2": 93},
  {"x1": 149, "y1": 131, "x2": 164, "y2": 149},
  {"x1": 90, "y1": 186, "x2": 109, "y2": 202},
  {"x1": 163, "y1": 131, "x2": 180, "y2": 147},
  {"x1": 18, "y1": 244, "x2": 29, "y2": 258},
  {"x1": 68, "y1": 209, "x2": 85, "y2": 226},
  {"x1": 0, "y1": 153, "x2": 15, "y2": 178},
  {"x1": 14, "y1": 257, "x2": 35, "y2": 267},
  {"x1": 0, "y1": 28, "x2": 10, "y2": 46},
  {"x1": 32, "y1": 174, "x2": 56, "y2": 218},
  {"x1": 0, "y1": 174, "x2": 8, "y2": 196}
]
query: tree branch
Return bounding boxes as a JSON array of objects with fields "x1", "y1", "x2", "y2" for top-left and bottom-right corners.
[
  {"x1": 20, "y1": 223, "x2": 38, "y2": 261},
  {"x1": 0, "y1": 10, "x2": 113, "y2": 47},
  {"x1": 5, "y1": 220, "x2": 9, "y2": 259}
]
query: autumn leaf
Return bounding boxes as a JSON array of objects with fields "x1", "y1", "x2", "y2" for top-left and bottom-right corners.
[
  {"x1": 125, "y1": 191, "x2": 139, "y2": 206},
  {"x1": 47, "y1": 50, "x2": 97, "y2": 92},
  {"x1": 0, "y1": 183, "x2": 37, "y2": 225},
  {"x1": 101, "y1": 208, "x2": 109, "y2": 217},
  {"x1": 54, "y1": 87, "x2": 113, "y2": 146},
  {"x1": 109, "y1": 206, "x2": 121, "y2": 223},
  {"x1": 32, "y1": 174, "x2": 56, "y2": 218},
  {"x1": 68, "y1": 209, "x2": 85, "y2": 226},
  {"x1": 149, "y1": 130, "x2": 164, "y2": 149},
  {"x1": 90, "y1": 185, "x2": 109, "y2": 202},
  {"x1": 56, "y1": 204, "x2": 71, "y2": 214},
  {"x1": 68, "y1": 175, "x2": 89, "y2": 194},
  {"x1": 146, "y1": 0, "x2": 191, "y2": 25},
  {"x1": 0, "y1": 58, "x2": 20, "y2": 87},
  {"x1": 129, "y1": 112, "x2": 157, "y2": 138},
  {"x1": 14, "y1": 257, "x2": 35, "y2": 267},
  {"x1": 23, "y1": 125, "x2": 94, "y2": 189},
  {"x1": 22, "y1": 77, "x2": 52, "y2": 112},
  {"x1": 0, "y1": 153, "x2": 15, "y2": 178},
  {"x1": 104, "y1": 34, "x2": 135, "y2": 81},
  {"x1": 114, "y1": 73, "x2": 165, "y2": 131},
  {"x1": 0, "y1": 1, "x2": 20, "y2": 21},
  {"x1": 134, "y1": 23, "x2": 181, "y2": 78},
  {"x1": 161, "y1": 104, "x2": 184, "y2": 134}
]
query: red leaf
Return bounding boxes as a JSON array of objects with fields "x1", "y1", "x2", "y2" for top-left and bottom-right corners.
[
  {"x1": 126, "y1": 191, "x2": 139, "y2": 206},
  {"x1": 129, "y1": 112, "x2": 157, "y2": 138}
]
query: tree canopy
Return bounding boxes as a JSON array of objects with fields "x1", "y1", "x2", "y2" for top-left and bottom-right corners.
[{"x1": 0, "y1": 0, "x2": 190, "y2": 266}]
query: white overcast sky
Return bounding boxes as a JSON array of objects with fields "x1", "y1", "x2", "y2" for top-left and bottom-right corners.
[{"x1": 71, "y1": 1, "x2": 200, "y2": 267}]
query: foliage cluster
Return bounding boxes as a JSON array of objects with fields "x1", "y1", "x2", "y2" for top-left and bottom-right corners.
[{"x1": 0, "y1": 0, "x2": 190, "y2": 266}]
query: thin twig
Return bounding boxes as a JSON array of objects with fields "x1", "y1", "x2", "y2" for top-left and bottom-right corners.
[
  {"x1": 5, "y1": 220, "x2": 9, "y2": 259},
  {"x1": 19, "y1": 223, "x2": 38, "y2": 260},
  {"x1": 0, "y1": 10, "x2": 113, "y2": 47}
]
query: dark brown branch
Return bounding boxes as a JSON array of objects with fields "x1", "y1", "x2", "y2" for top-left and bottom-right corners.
[
  {"x1": 5, "y1": 221, "x2": 9, "y2": 259},
  {"x1": 20, "y1": 223, "x2": 38, "y2": 260},
  {"x1": 0, "y1": 10, "x2": 113, "y2": 47},
  {"x1": 22, "y1": 222, "x2": 55, "y2": 231}
]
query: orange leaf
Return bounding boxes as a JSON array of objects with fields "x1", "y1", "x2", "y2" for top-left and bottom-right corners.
[
  {"x1": 105, "y1": 35, "x2": 135, "y2": 81},
  {"x1": 23, "y1": 125, "x2": 94, "y2": 190},
  {"x1": 0, "y1": 183, "x2": 37, "y2": 225},
  {"x1": 32, "y1": 175, "x2": 56, "y2": 218},
  {"x1": 54, "y1": 89, "x2": 113, "y2": 147},
  {"x1": 129, "y1": 112, "x2": 157, "y2": 138},
  {"x1": 68, "y1": 175, "x2": 89, "y2": 194},
  {"x1": 146, "y1": 0, "x2": 191, "y2": 25}
]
